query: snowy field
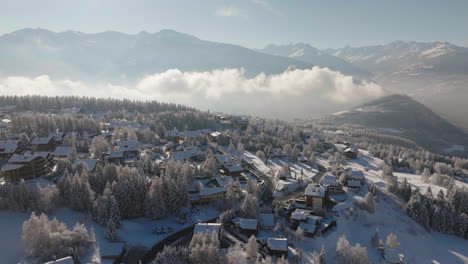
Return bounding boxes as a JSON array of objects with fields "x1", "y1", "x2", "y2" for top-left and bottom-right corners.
[{"x1": 0, "y1": 206, "x2": 219, "y2": 263}]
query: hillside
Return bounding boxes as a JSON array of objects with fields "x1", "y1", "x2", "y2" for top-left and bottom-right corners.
[
  {"x1": 0, "y1": 28, "x2": 313, "y2": 80},
  {"x1": 317, "y1": 94, "x2": 468, "y2": 156}
]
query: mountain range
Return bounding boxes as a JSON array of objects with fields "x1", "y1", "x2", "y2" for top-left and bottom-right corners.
[
  {"x1": 317, "y1": 94, "x2": 468, "y2": 156},
  {"x1": 1, "y1": 28, "x2": 467, "y2": 133}
]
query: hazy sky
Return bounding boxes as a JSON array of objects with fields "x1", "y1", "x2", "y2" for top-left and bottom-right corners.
[{"x1": 1, "y1": 0, "x2": 467, "y2": 48}]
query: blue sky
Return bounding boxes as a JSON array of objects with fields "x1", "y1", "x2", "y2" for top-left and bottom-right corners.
[{"x1": 1, "y1": 0, "x2": 467, "y2": 48}]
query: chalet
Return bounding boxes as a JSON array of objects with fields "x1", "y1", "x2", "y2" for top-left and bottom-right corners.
[
  {"x1": 239, "y1": 218, "x2": 258, "y2": 236},
  {"x1": 349, "y1": 170, "x2": 365, "y2": 183},
  {"x1": 52, "y1": 146, "x2": 73, "y2": 158},
  {"x1": 73, "y1": 159, "x2": 98, "y2": 172},
  {"x1": 344, "y1": 146, "x2": 359, "y2": 159},
  {"x1": 298, "y1": 216, "x2": 322, "y2": 237},
  {"x1": 101, "y1": 131, "x2": 113, "y2": 140},
  {"x1": 0, "y1": 140, "x2": 19, "y2": 158},
  {"x1": 290, "y1": 209, "x2": 313, "y2": 223},
  {"x1": 222, "y1": 163, "x2": 244, "y2": 176},
  {"x1": 194, "y1": 223, "x2": 223, "y2": 239},
  {"x1": 164, "y1": 128, "x2": 180, "y2": 141},
  {"x1": 347, "y1": 180, "x2": 361, "y2": 192},
  {"x1": 304, "y1": 184, "x2": 326, "y2": 211},
  {"x1": 266, "y1": 238, "x2": 288, "y2": 257},
  {"x1": 31, "y1": 137, "x2": 55, "y2": 151},
  {"x1": 170, "y1": 147, "x2": 203, "y2": 162},
  {"x1": 259, "y1": 213, "x2": 275, "y2": 230},
  {"x1": 104, "y1": 151, "x2": 124, "y2": 164},
  {"x1": 116, "y1": 140, "x2": 140, "y2": 159},
  {"x1": 48, "y1": 132, "x2": 65, "y2": 144},
  {"x1": 2, "y1": 154, "x2": 49, "y2": 182},
  {"x1": 215, "y1": 176, "x2": 233, "y2": 187},
  {"x1": 44, "y1": 256, "x2": 74, "y2": 264},
  {"x1": 214, "y1": 154, "x2": 233, "y2": 165},
  {"x1": 199, "y1": 187, "x2": 227, "y2": 202},
  {"x1": 232, "y1": 116, "x2": 249, "y2": 129},
  {"x1": 320, "y1": 175, "x2": 343, "y2": 193}
]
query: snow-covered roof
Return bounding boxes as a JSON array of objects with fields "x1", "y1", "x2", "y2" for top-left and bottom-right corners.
[
  {"x1": 320, "y1": 175, "x2": 340, "y2": 187},
  {"x1": 259, "y1": 214, "x2": 275, "y2": 228},
  {"x1": 350, "y1": 170, "x2": 365, "y2": 180},
  {"x1": 48, "y1": 132, "x2": 64, "y2": 141},
  {"x1": 52, "y1": 146, "x2": 72, "y2": 157},
  {"x1": 194, "y1": 223, "x2": 222, "y2": 235},
  {"x1": 345, "y1": 146, "x2": 358, "y2": 153},
  {"x1": 224, "y1": 163, "x2": 243, "y2": 173},
  {"x1": 215, "y1": 176, "x2": 233, "y2": 187},
  {"x1": 304, "y1": 184, "x2": 326, "y2": 197},
  {"x1": 164, "y1": 129, "x2": 180, "y2": 138},
  {"x1": 171, "y1": 147, "x2": 202, "y2": 161},
  {"x1": 1, "y1": 163, "x2": 25, "y2": 172},
  {"x1": 210, "y1": 131, "x2": 222, "y2": 137},
  {"x1": 239, "y1": 218, "x2": 258, "y2": 230},
  {"x1": 9, "y1": 154, "x2": 41, "y2": 163},
  {"x1": 107, "y1": 151, "x2": 124, "y2": 159},
  {"x1": 31, "y1": 137, "x2": 53, "y2": 145},
  {"x1": 117, "y1": 140, "x2": 140, "y2": 151},
  {"x1": 74, "y1": 159, "x2": 98, "y2": 171},
  {"x1": 0, "y1": 140, "x2": 18, "y2": 154},
  {"x1": 44, "y1": 256, "x2": 74, "y2": 264},
  {"x1": 199, "y1": 187, "x2": 227, "y2": 196},
  {"x1": 299, "y1": 222, "x2": 317, "y2": 234},
  {"x1": 267, "y1": 238, "x2": 288, "y2": 251},
  {"x1": 291, "y1": 209, "x2": 312, "y2": 221},
  {"x1": 214, "y1": 154, "x2": 233, "y2": 164},
  {"x1": 347, "y1": 180, "x2": 361, "y2": 188}
]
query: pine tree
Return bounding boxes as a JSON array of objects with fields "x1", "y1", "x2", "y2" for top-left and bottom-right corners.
[
  {"x1": 245, "y1": 235, "x2": 258, "y2": 261},
  {"x1": 370, "y1": 228, "x2": 381, "y2": 249},
  {"x1": 386, "y1": 233, "x2": 400, "y2": 249},
  {"x1": 364, "y1": 192, "x2": 375, "y2": 213},
  {"x1": 105, "y1": 218, "x2": 118, "y2": 240}
]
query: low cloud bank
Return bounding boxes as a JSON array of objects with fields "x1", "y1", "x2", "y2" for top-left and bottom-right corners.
[{"x1": 0, "y1": 67, "x2": 384, "y2": 119}]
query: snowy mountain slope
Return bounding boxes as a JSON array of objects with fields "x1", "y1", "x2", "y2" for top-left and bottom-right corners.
[
  {"x1": 0, "y1": 28, "x2": 313, "y2": 80},
  {"x1": 305, "y1": 148, "x2": 468, "y2": 264},
  {"x1": 258, "y1": 43, "x2": 371, "y2": 78},
  {"x1": 317, "y1": 94, "x2": 468, "y2": 156}
]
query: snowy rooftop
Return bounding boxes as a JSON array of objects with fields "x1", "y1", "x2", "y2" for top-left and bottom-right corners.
[
  {"x1": 304, "y1": 184, "x2": 326, "y2": 197},
  {"x1": 347, "y1": 180, "x2": 361, "y2": 187},
  {"x1": 350, "y1": 170, "x2": 365, "y2": 180},
  {"x1": 214, "y1": 154, "x2": 233, "y2": 164},
  {"x1": 0, "y1": 140, "x2": 18, "y2": 153},
  {"x1": 1, "y1": 163, "x2": 25, "y2": 172},
  {"x1": 224, "y1": 163, "x2": 243, "y2": 173},
  {"x1": 9, "y1": 154, "x2": 41, "y2": 163},
  {"x1": 164, "y1": 129, "x2": 180, "y2": 138},
  {"x1": 215, "y1": 176, "x2": 233, "y2": 187},
  {"x1": 299, "y1": 222, "x2": 317, "y2": 234},
  {"x1": 239, "y1": 218, "x2": 258, "y2": 230},
  {"x1": 291, "y1": 209, "x2": 312, "y2": 221},
  {"x1": 194, "y1": 223, "x2": 222, "y2": 235},
  {"x1": 267, "y1": 238, "x2": 288, "y2": 251},
  {"x1": 199, "y1": 187, "x2": 227, "y2": 196},
  {"x1": 31, "y1": 137, "x2": 53, "y2": 145},
  {"x1": 48, "y1": 132, "x2": 64, "y2": 141},
  {"x1": 320, "y1": 175, "x2": 340, "y2": 186},
  {"x1": 74, "y1": 159, "x2": 98, "y2": 171},
  {"x1": 117, "y1": 140, "x2": 140, "y2": 150},
  {"x1": 259, "y1": 214, "x2": 274, "y2": 228},
  {"x1": 52, "y1": 146, "x2": 72, "y2": 156}
]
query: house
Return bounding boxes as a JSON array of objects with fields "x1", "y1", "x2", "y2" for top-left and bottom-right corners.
[
  {"x1": 297, "y1": 156, "x2": 308, "y2": 163},
  {"x1": 239, "y1": 218, "x2": 258, "y2": 236},
  {"x1": 104, "y1": 151, "x2": 125, "y2": 164},
  {"x1": 266, "y1": 238, "x2": 288, "y2": 257},
  {"x1": 194, "y1": 223, "x2": 223, "y2": 239},
  {"x1": 222, "y1": 163, "x2": 243, "y2": 176},
  {"x1": 199, "y1": 187, "x2": 227, "y2": 202},
  {"x1": 73, "y1": 159, "x2": 98, "y2": 172},
  {"x1": 170, "y1": 147, "x2": 203, "y2": 162},
  {"x1": 52, "y1": 146, "x2": 73, "y2": 158},
  {"x1": 232, "y1": 116, "x2": 249, "y2": 129},
  {"x1": 48, "y1": 132, "x2": 65, "y2": 144},
  {"x1": 0, "y1": 140, "x2": 19, "y2": 158},
  {"x1": 164, "y1": 128, "x2": 180, "y2": 141},
  {"x1": 116, "y1": 140, "x2": 140, "y2": 159},
  {"x1": 214, "y1": 154, "x2": 233, "y2": 165},
  {"x1": 299, "y1": 216, "x2": 322, "y2": 237},
  {"x1": 344, "y1": 146, "x2": 359, "y2": 159},
  {"x1": 320, "y1": 175, "x2": 343, "y2": 193},
  {"x1": 349, "y1": 170, "x2": 365, "y2": 183},
  {"x1": 383, "y1": 248, "x2": 405, "y2": 264},
  {"x1": 347, "y1": 180, "x2": 361, "y2": 192},
  {"x1": 2, "y1": 154, "x2": 49, "y2": 182},
  {"x1": 290, "y1": 209, "x2": 313, "y2": 223},
  {"x1": 31, "y1": 137, "x2": 55, "y2": 151},
  {"x1": 304, "y1": 184, "x2": 326, "y2": 211},
  {"x1": 44, "y1": 256, "x2": 74, "y2": 264},
  {"x1": 259, "y1": 213, "x2": 275, "y2": 230},
  {"x1": 215, "y1": 176, "x2": 233, "y2": 187}
]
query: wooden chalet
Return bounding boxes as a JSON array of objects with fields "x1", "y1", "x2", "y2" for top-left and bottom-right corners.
[
  {"x1": 266, "y1": 238, "x2": 288, "y2": 257},
  {"x1": 1, "y1": 154, "x2": 50, "y2": 182},
  {"x1": 304, "y1": 184, "x2": 326, "y2": 211},
  {"x1": 238, "y1": 218, "x2": 258, "y2": 236},
  {"x1": 31, "y1": 137, "x2": 55, "y2": 151}
]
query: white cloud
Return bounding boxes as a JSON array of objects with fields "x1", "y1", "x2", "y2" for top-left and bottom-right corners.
[
  {"x1": 215, "y1": 6, "x2": 240, "y2": 17},
  {"x1": 0, "y1": 67, "x2": 384, "y2": 119}
]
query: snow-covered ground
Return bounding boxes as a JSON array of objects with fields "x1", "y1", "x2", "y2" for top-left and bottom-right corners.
[
  {"x1": 0, "y1": 206, "x2": 220, "y2": 263},
  {"x1": 294, "y1": 148, "x2": 468, "y2": 264}
]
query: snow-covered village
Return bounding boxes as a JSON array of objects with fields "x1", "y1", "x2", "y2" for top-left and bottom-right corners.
[{"x1": 0, "y1": 96, "x2": 466, "y2": 264}]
